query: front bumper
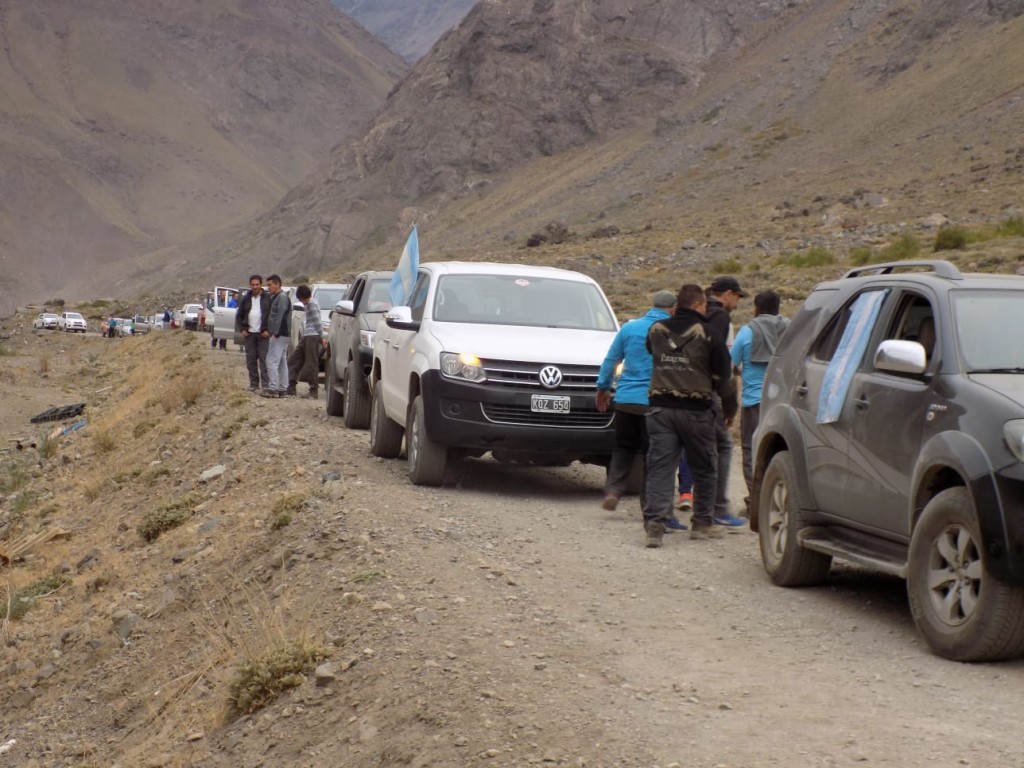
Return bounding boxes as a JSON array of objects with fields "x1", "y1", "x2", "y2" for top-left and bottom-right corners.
[{"x1": 420, "y1": 370, "x2": 615, "y2": 459}]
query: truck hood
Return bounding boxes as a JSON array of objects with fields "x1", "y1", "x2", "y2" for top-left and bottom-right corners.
[
  {"x1": 971, "y1": 374, "x2": 1024, "y2": 411},
  {"x1": 428, "y1": 322, "x2": 616, "y2": 365}
]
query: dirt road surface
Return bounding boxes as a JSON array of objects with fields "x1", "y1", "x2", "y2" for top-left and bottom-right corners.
[{"x1": 2, "y1": 327, "x2": 1024, "y2": 767}]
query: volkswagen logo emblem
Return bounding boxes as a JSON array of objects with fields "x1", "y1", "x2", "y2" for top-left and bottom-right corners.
[{"x1": 539, "y1": 365, "x2": 563, "y2": 389}]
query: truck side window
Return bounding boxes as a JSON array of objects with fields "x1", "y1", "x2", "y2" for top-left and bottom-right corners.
[{"x1": 408, "y1": 274, "x2": 430, "y2": 321}]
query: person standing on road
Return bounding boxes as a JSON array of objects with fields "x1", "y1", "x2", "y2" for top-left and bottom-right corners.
[
  {"x1": 262, "y1": 275, "x2": 291, "y2": 398},
  {"x1": 730, "y1": 290, "x2": 789, "y2": 516},
  {"x1": 237, "y1": 275, "x2": 271, "y2": 392},
  {"x1": 703, "y1": 275, "x2": 749, "y2": 528},
  {"x1": 595, "y1": 290, "x2": 687, "y2": 530},
  {"x1": 286, "y1": 285, "x2": 326, "y2": 399},
  {"x1": 642, "y1": 283, "x2": 737, "y2": 548}
]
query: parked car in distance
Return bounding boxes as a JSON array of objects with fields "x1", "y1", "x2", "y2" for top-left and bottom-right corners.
[
  {"x1": 369, "y1": 262, "x2": 619, "y2": 486},
  {"x1": 181, "y1": 303, "x2": 202, "y2": 331},
  {"x1": 58, "y1": 312, "x2": 87, "y2": 333},
  {"x1": 131, "y1": 315, "x2": 152, "y2": 335},
  {"x1": 752, "y1": 259, "x2": 1024, "y2": 662},
  {"x1": 33, "y1": 313, "x2": 59, "y2": 330},
  {"x1": 325, "y1": 272, "x2": 393, "y2": 428}
]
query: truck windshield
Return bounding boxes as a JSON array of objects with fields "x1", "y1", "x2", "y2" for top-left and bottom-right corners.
[
  {"x1": 953, "y1": 290, "x2": 1024, "y2": 372},
  {"x1": 433, "y1": 274, "x2": 616, "y2": 331}
]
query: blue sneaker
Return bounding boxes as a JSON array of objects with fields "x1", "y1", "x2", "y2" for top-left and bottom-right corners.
[
  {"x1": 712, "y1": 513, "x2": 748, "y2": 531},
  {"x1": 664, "y1": 516, "x2": 688, "y2": 532}
]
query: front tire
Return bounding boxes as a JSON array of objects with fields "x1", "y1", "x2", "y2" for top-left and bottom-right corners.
[
  {"x1": 343, "y1": 360, "x2": 371, "y2": 429},
  {"x1": 907, "y1": 487, "x2": 1024, "y2": 661},
  {"x1": 325, "y1": 353, "x2": 344, "y2": 417},
  {"x1": 407, "y1": 396, "x2": 446, "y2": 486},
  {"x1": 369, "y1": 384, "x2": 403, "y2": 459},
  {"x1": 758, "y1": 451, "x2": 831, "y2": 587}
]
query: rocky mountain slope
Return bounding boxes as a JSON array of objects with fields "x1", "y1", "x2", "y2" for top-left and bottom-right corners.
[
  {"x1": 333, "y1": 0, "x2": 475, "y2": 61},
  {"x1": 0, "y1": 0, "x2": 406, "y2": 314},
  {"x1": 150, "y1": 0, "x2": 1023, "y2": 312}
]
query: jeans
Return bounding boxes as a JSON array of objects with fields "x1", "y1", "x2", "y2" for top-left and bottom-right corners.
[
  {"x1": 288, "y1": 336, "x2": 322, "y2": 388},
  {"x1": 677, "y1": 454, "x2": 692, "y2": 494},
  {"x1": 242, "y1": 333, "x2": 269, "y2": 389},
  {"x1": 605, "y1": 406, "x2": 647, "y2": 499},
  {"x1": 266, "y1": 336, "x2": 289, "y2": 392},
  {"x1": 642, "y1": 407, "x2": 718, "y2": 528},
  {"x1": 712, "y1": 397, "x2": 733, "y2": 518},
  {"x1": 740, "y1": 403, "x2": 760, "y2": 514}
]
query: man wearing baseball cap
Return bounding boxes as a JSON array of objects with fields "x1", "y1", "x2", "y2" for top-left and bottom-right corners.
[{"x1": 704, "y1": 275, "x2": 749, "y2": 529}]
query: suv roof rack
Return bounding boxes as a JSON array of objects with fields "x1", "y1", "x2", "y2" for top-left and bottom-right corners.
[{"x1": 842, "y1": 260, "x2": 962, "y2": 280}]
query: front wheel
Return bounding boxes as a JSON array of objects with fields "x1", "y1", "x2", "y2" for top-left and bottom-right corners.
[
  {"x1": 325, "y1": 353, "x2": 344, "y2": 417},
  {"x1": 758, "y1": 451, "x2": 831, "y2": 587},
  {"x1": 907, "y1": 487, "x2": 1024, "y2": 661},
  {"x1": 343, "y1": 360, "x2": 371, "y2": 429},
  {"x1": 407, "y1": 396, "x2": 446, "y2": 486},
  {"x1": 369, "y1": 384, "x2": 403, "y2": 459}
]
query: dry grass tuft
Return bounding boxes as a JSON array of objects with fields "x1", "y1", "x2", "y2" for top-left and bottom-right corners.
[
  {"x1": 228, "y1": 639, "x2": 330, "y2": 715},
  {"x1": 137, "y1": 492, "x2": 201, "y2": 542}
]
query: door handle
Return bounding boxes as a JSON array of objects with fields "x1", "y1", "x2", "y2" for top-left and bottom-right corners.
[
  {"x1": 853, "y1": 395, "x2": 869, "y2": 410},
  {"x1": 796, "y1": 384, "x2": 808, "y2": 397}
]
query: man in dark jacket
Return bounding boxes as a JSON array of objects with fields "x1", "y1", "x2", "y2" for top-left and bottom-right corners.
[
  {"x1": 236, "y1": 275, "x2": 271, "y2": 392},
  {"x1": 703, "y1": 275, "x2": 749, "y2": 527},
  {"x1": 262, "y1": 274, "x2": 291, "y2": 397},
  {"x1": 642, "y1": 283, "x2": 738, "y2": 547}
]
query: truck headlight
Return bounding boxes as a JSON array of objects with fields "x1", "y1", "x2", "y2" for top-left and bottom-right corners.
[
  {"x1": 359, "y1": 330, "x2": 375, "y2": 349},
  {"x1": 440, "y1": 352, "x2": 486, "y2": 382},
  {"x1": 1004, "y1": 421, "x2": 1024, "y2": 463}
]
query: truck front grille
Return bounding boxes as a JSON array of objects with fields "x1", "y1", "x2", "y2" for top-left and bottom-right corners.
[
  {"x1": 480, "y1": 359, "x2": 599, "y2": 391},
  {"x1": 481, "y1": 404, "x2": 613, "y2": 429}
]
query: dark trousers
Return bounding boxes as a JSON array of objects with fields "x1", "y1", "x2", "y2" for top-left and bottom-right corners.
[
  {"x1": 242, "y1": 333, "x2": 269, "y2": 389},
  {"x1": 712, "y1": 397, "x2": 733, "y2": 518},
  {"x1": 605, "y1": 407, "x2": 647, "y2": 498},
  {"x1": 740, "y1": 403, "x2": 760, "y2": 514},
  {"x1": 288, "y1": 336, "x2": 321, "y2": 389},
  {"x1": 643, "y1": 407, "x2": 717, "y2": 527}
]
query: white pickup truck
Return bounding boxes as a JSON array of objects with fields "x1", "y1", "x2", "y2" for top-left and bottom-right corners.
[{"x1": 369, "y1": 262, "x2": 619, "y2": 486}]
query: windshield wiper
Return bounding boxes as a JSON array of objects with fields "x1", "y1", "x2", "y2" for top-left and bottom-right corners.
[{"x1": 969, "y1": 367, "x2": 1024, "y2": 374}]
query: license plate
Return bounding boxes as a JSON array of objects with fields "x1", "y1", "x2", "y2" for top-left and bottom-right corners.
[{"x1": 531, "y1": 394, "x2": 571, "y2": 413}]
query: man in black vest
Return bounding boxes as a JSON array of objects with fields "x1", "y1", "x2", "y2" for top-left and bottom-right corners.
[
  {"x1": 236, "y1": 275, "x2": 271, "y2": 392},
  {"x1": 642, "y1": 283, "x2": 737, "y2": 548}
]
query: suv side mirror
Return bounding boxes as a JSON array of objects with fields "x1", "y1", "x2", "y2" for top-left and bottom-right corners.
[
  {"x1": 874, "y1": 339, "x2": 927, "y2": 375},
  {"x1": 334, "y1": 300, "x2": 355, "y2": 316},
  {"x1": 384, "y1": 306, "x2": 419, "y2": 331}
]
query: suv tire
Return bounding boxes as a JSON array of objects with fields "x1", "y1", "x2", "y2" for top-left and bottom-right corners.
[
  {"x1": 369, "y1": 384, "x2": 403, "y2": 458},
  {"x1": 907, "y1": 487, "x2": 1024, "y2": 661},
  {"x1": 407, "y1": 395, "x2": 447, "y2": 486},
  {"x1": 325, "y1": 353, "x2": 344, "y2": 417},
  {"x1": 343, "y1": 360, "x2": 371, "y2": 429},
  {"x1": 758, "y1": 451, "x2": 832, "y2": 587}
]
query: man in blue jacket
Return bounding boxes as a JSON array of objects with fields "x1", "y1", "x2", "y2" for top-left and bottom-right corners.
[{"x1": 595, "y1": 290, "x2": 685, "y2": 529}]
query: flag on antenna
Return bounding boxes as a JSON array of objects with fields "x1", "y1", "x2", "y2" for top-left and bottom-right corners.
[{"x1": 388, "y1": 226, "x2": 419, "y2": 307}]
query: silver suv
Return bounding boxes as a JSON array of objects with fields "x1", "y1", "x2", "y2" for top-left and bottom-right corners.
[{"x1": 752, "y1": 260, "x2": 1024, "y2": 661}]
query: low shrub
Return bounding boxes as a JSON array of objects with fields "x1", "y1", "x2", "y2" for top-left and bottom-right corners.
[
  {"x1": 934, "y1": 226, "x2": 968, "y2": 251},
  {"x1": 2, "y1": 573, "x2": 70, "y2": 621},
  {"x1": 995, "y1": 215, "x2": 1024, "y2": 238},
  {"x1": 779, "y1": 246, "x2": 834, "y2": 268},
  {"x1": 137, "y1": 493, "x2": 200, "y2": 542},
  {"x1": 881, "y1": 232, "x2": 920, "y2": 261},
  {"x1": 92, "y1": 430, "x2": 117, "y2": 454},
  {"x1": 228, "y1": 641, "x2": 330, "y2": 715}
]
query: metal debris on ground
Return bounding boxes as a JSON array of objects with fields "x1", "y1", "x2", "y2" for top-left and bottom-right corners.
[
  {"x1": 47, "y1": 419, "x2": 88, "y2": 440},
  {"x1": 30, "y1": 403, "x2": 86, "y2": 424}
]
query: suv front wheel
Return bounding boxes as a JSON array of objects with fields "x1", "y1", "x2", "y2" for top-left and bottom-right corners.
[
  {"x1": 907, "y1": 487, "x2": 1024, "y2": 661},
  {"x1": 369, "y1": 384, "x2": 404, "y2": 459},
  {"x1": 407, "y1": 396, "x2": 447, "y2": 486},
  {"x1": 758, "y1": 451, "x2": 832, "y2": 587}
]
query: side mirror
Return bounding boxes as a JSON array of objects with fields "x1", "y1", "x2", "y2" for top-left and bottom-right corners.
[
  {"x1": 334, "y1": 300, "x2": 355, "y2": 316},
  {"x1": 875, "y1": 339, "x2": 927, "y2": 375},
  {"x1": 384, "y1": 305, "x2": 419, "y2": 330}
]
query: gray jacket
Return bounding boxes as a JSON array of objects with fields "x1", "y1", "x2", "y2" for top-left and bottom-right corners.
[{"x1": 267, "y1": 290, "x2": 291, "y2": 338}]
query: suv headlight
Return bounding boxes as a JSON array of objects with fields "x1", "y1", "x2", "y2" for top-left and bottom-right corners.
[
  {"x1": 359, "y1": 329, "x2": 375, "y2": 349},
  {"x1": 440, "y1": 352, "x2": 486, "y2": 382},
  {"x1": 1004, "y1": 421, "x2": 1024, "y2": 463}
]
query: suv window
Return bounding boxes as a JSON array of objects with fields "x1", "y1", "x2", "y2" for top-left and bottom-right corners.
[
  {"x1": 953, "y1": 289, "x2": 1024, "y2": 371},
  {"x1": 408, "y1": 274, "x2": 431, "y2": 321},
  {"x1": 812, "y1": 288, "x2": 888, "y2": 363}
]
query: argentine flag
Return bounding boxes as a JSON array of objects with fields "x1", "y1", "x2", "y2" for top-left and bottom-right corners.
[{"x1": 389, "y1": 226, "x2": 419, "y2": 307}]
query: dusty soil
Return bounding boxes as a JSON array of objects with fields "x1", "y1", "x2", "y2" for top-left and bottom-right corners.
[{"x1": 2, "y1": 324, "x2": 1024, "y2": 767}]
